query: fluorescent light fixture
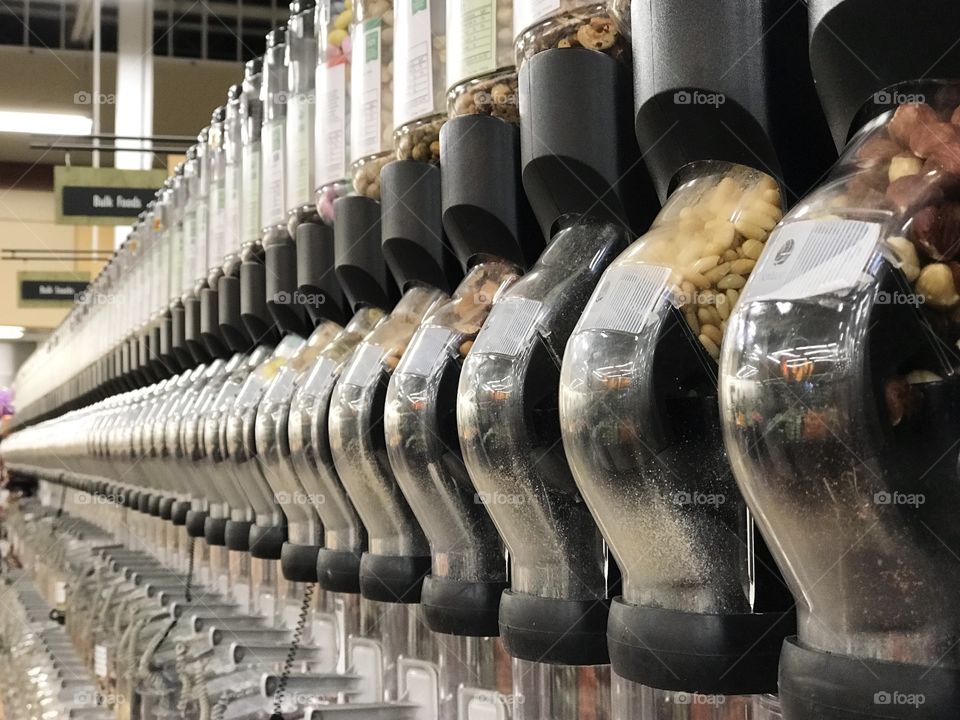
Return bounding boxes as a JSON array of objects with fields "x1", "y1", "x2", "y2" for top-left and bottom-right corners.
[
  {"x1": 0, "y1": 326, "x2": 26, "y2": 340},
  {"x1": 0, "y1": 110, "x2": 92, "y2": 136}
]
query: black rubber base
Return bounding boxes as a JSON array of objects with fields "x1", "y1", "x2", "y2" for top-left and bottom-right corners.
[
  {"x1": 780, "y1": 636, "x2": 960, "y2": 720},
  {"x1": 316, "y1": 548, "x2": 363, "y2": 594},
  {"x1": 148, "y1": 495, "x2": 162, "y2": 517},
  {"x1": 421, "y1": 575, "x2": 507, "y2": 637},
  {"x1": 281, "y1": 542, "x2": 321, "y2": 583},
  {"x1": 137, "y1": 493, "x2": 151, "y2": 513},
  {"x1": 225, "y1": 520, "x2": 253, "y2": 551},
  {"x1": 171, "y1": 501, "x2": 190, "y2": 526},
  {"x1": 607, "y1": 596, "x2": 793, "y2": 696},
  {"x1": 159, "y1": 497, "x2": 175, "y2": 520},
  {"x1": 125, "y1": 491, "x2": 140, "y2": 509},
  {"x1": 499, "y1": 590, "x2": 610, "y2": 665},
  {"x1": 248, "y1": 523, "x2": 286, "y2": 560},
  {"x1": 186, "y1": 510, "x2": 209, "y2": 538},
  {"x1": 359, "y1": 552, "x2": 431, "y2": 604},
  {"x1": 204, "y1": 516, "x2": 228, "y2": 546}
]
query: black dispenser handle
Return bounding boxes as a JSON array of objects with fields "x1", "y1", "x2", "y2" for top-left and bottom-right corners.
[
  {"x1": 333, "y1": 194, "x2": 398, "y2": 312},
  {"x1": 295, "y1": 222, "x2": 349, "y2": 325},
  {"x1": 380, "y1": 160, "x2": 462, "y2": 293},
  {"x1": 440, "y1": 114, "x2": 543, "y2": 271}
]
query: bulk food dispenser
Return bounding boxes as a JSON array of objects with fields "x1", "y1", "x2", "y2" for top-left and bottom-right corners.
[
  {"x1": 721, "y1": 1, "x2": 960, "y2": 718},
  {"x1": 558, "y1": 0, "x2": 838, "y2": 716},
  {"x1": 266, "y1": 0, "x2": 326, "y2": 337},
  {"x1": 456, "y1": 0, "x2": 657, "y2": 714},
  {"x1": 326, "y1": 160, "x2": 460, "y2": 707},
  {"x1": 379, "y1": 0, "x2": 544, "y2": 711},
  {"x1": 218, "y1": 58, "x2": 267, "y2": 354}
]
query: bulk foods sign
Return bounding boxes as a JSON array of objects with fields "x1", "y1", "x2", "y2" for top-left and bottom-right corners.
[{"x1": 54, "y1": 166, "x2": 168, "y2": 226}]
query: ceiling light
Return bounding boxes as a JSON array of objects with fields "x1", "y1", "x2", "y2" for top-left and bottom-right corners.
[
  {"x1": 0, "y1": 110, "x2": 92, "y2": 136},
  {"x1": 0, "y1": 326, "x2": 26, "y2": 340}
]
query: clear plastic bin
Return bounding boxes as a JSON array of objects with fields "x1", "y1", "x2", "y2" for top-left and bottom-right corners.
[{"x1": 514, "y1": 1, "x2": 628, "y2": 67}]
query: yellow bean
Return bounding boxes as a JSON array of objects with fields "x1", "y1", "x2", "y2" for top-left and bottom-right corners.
[
  {"x1": 740, "y1": 239, "x2": 764, "y2": 260},
  {"x1": 699, "y1": 334, "x2": 720, "y2": 359},
  {"x1": 717, "y1": 273, "x2": 746, "y2": 290},
  {"x1": 703, "y1": 262, "x2": 732, "y2": 284},
  {"x1": 730, "y1": 258, "x2": 756, "y2": 275},
  {"x1": 701, "y1": 323, "x2": 723, "y2": 345},
  {"x1": 692, "y1": 255, "x2": 721, "y2": 274}
]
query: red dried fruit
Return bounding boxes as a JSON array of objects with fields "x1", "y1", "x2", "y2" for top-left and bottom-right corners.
[
  {"x1": 909, "y1": 121, "x2": 960, "y2": 158},
  {"x1": 888, "y1": 103, "x2": 939, "y2": 146},
  {"x1": 952, "y1": 106, "x2": 960, "y2": 126},
  {"x1": 886, "y1": 173, "x2": 944, "y2": 214},
  {"x1": 909, "y1": 202, "x2": 960, "y2": 261},
  {"x1": 855, "y1": 133, "x2": 902, "y2": 167},
  {"x1": 927, "y1": 145, "x2": 960, "y2": 175},
  {"x1": 884, "y1": 376, "x2": 921, "y2": 426}
]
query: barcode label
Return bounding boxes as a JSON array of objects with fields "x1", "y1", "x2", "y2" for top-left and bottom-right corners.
[
  {"x1": 317, "y1": 61, "x2": 347, "y2": 183},
  {"x1": 397, "y1": 325, "x2": 456, "y2": 377},
  {"x1": 470, "y1": 297, "x2": 542, "y2": 357},
  {"x1": 341, "y1": 343, "x2": 385, "y2": 386},
  {"x1": 448, "y1": 0, "x2": 497, "y2": 83},
  {"x1": 577, "y1": 264, "x2": 671, "y2": 335},
  {"x1": 742, "y1": 220, "x2": 881, "y2": 303},
  {"x1": 350, "y1": 20, "x2": 383, "y2": 162},
  {"x1": 395, "y1": 0, "x2": 435, "y2": 126},
  {"x1": 94, "y1": 644, "x2": 109, "y2": 678}
]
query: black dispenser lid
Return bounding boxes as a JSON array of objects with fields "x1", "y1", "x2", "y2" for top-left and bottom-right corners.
[
  {"x1": 634, "y1": 0, "x2": 834, "y2": 203},
  {"x1": 333, "y1": 195, "x2": 399, "y2": 312},
  {"x1": 519, "y1": 48, "x2": 658, "y2": 238},
  {"x1": 440, "y1": 113, "x2": 544, "y2": 271},
  {"x1": 810, "y1": 0, "x2": 960, "y2": 149},
  {"x1": 380, "y1": 161, "x2": 462, "y2": 293},
  {"x1": 295, "y1": 222, "x2": 349, "y2": 324}
]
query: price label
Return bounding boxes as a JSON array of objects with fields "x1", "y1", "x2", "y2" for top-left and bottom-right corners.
[
  {"x1": 741, "y1": 220, "x2": 881, "y2": 303},
  {"x1": 241, "y1": 144, "x2": 262, "y2": 245},
  {"x1": 94, "y1": 644, "x2": 109, "y2": 678},
  {"x1": 576, "y1": 264, "x2": 672, "y2": 335},
  {"x1": 317, "y1": 61, "x2": 348, "y2": 183},
  {"x1": 286, "y1": 93, "x2": 315, "y2": 209},
  {"x1": 261, "y1": 121, "x2": 286, "y2": 226},
  {"x1": 448, "y1": 0, "x2": 498, "y2": 83},
  {"x1": 470, "y1": 297, "x2": 542, "y2": 357},
  {"x1": 341, "y1": 343, "x2": 385, "y2": 387},
  {"x1": 397, "y1": 326, "x2": 456, "y2": 377},
  {"x1": 350, "y1": 19, "x2": 383, "y2": 162},
  {"x1": 395, "y1": 0, "x2": 436, "y2": 126}
]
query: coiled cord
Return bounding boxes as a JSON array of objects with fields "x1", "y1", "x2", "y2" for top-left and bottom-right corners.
[{"x1": 270, "y1": 582, "x2": 315, "y2": 719}]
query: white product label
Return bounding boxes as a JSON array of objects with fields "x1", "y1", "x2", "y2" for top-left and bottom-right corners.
[
  {"x1": 94, "y1": 644, "x2": 109, "y2": 678},
  {"x1": 341, "y1": 343, "x2": 385, "y2": 387},
  {"x1": 513, "y1": 0, "x2": 561, "y2": 40},
  {"x1": 211, "y1": 179, "x2": 227, "y2": 265},
  {"x1": 351, "y1": 19, "x2": 383, "y2": 162},
  {"x1": 399, "y1": 658, "x2": 439, "y2": 720},
  {"x1": 470, "y1": 297, "x2": 542, "y2": 357},
  {"x1": 224, "y1": 165, "x2": 240, "y2": 257},
  {"x1": 158, "y1": 232, "x2": 170, "y2": 306},
  {"x1": 398, "y1": 326, "x2": 456, "y2": 377},
  {"x1": 262, "y1": 120, "x2": 286, "y2": 226},
  {"x1": 576, "y1": 264, "x2": 672, "y2": 335},
  {"x1": 286, "y1": 93, "x2": 315, "y2": 209},
  {"x1": 242, "y1": 144, "x2": 262, "y2": 244},
  {"x1": 448, "y1": 0, "x2": 497, "y2": 84},
  {"x1": 348, "y1": 638, "x2": 383, "y2": 704},
  {"x1": 395, "y1": 0, "x2": 435, "y2": 126},
  {"x1": 263, "y1": 366, "x2": 299, "y2": 403},
  {"x1": 196, "y1": 202, "x2": 209, "y2": 278},
  {"x1": 180, "y1": 215, "x2": 194, "y2": 290},
  {"x1": 317, "y1": 61, "x2": 348, "y2": 184},
  {"x1": 54, "y1": 581, "x2": 67, "y2": 605},
  {"x1": 742, "y1": 220, "x2": 881, "y2": 304},
  {"x1": 459, "y1": 687, "x2": 509, "y2": 720}
]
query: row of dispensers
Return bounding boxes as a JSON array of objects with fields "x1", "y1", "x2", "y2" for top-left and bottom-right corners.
[{"x1": 4, "y1": 0, "x2": 960, "y2": 718}]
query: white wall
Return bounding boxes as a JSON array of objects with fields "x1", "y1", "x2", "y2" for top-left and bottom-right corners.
[{"x1": 0, "y1": 340, "x2": 36, "y2": 390}]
